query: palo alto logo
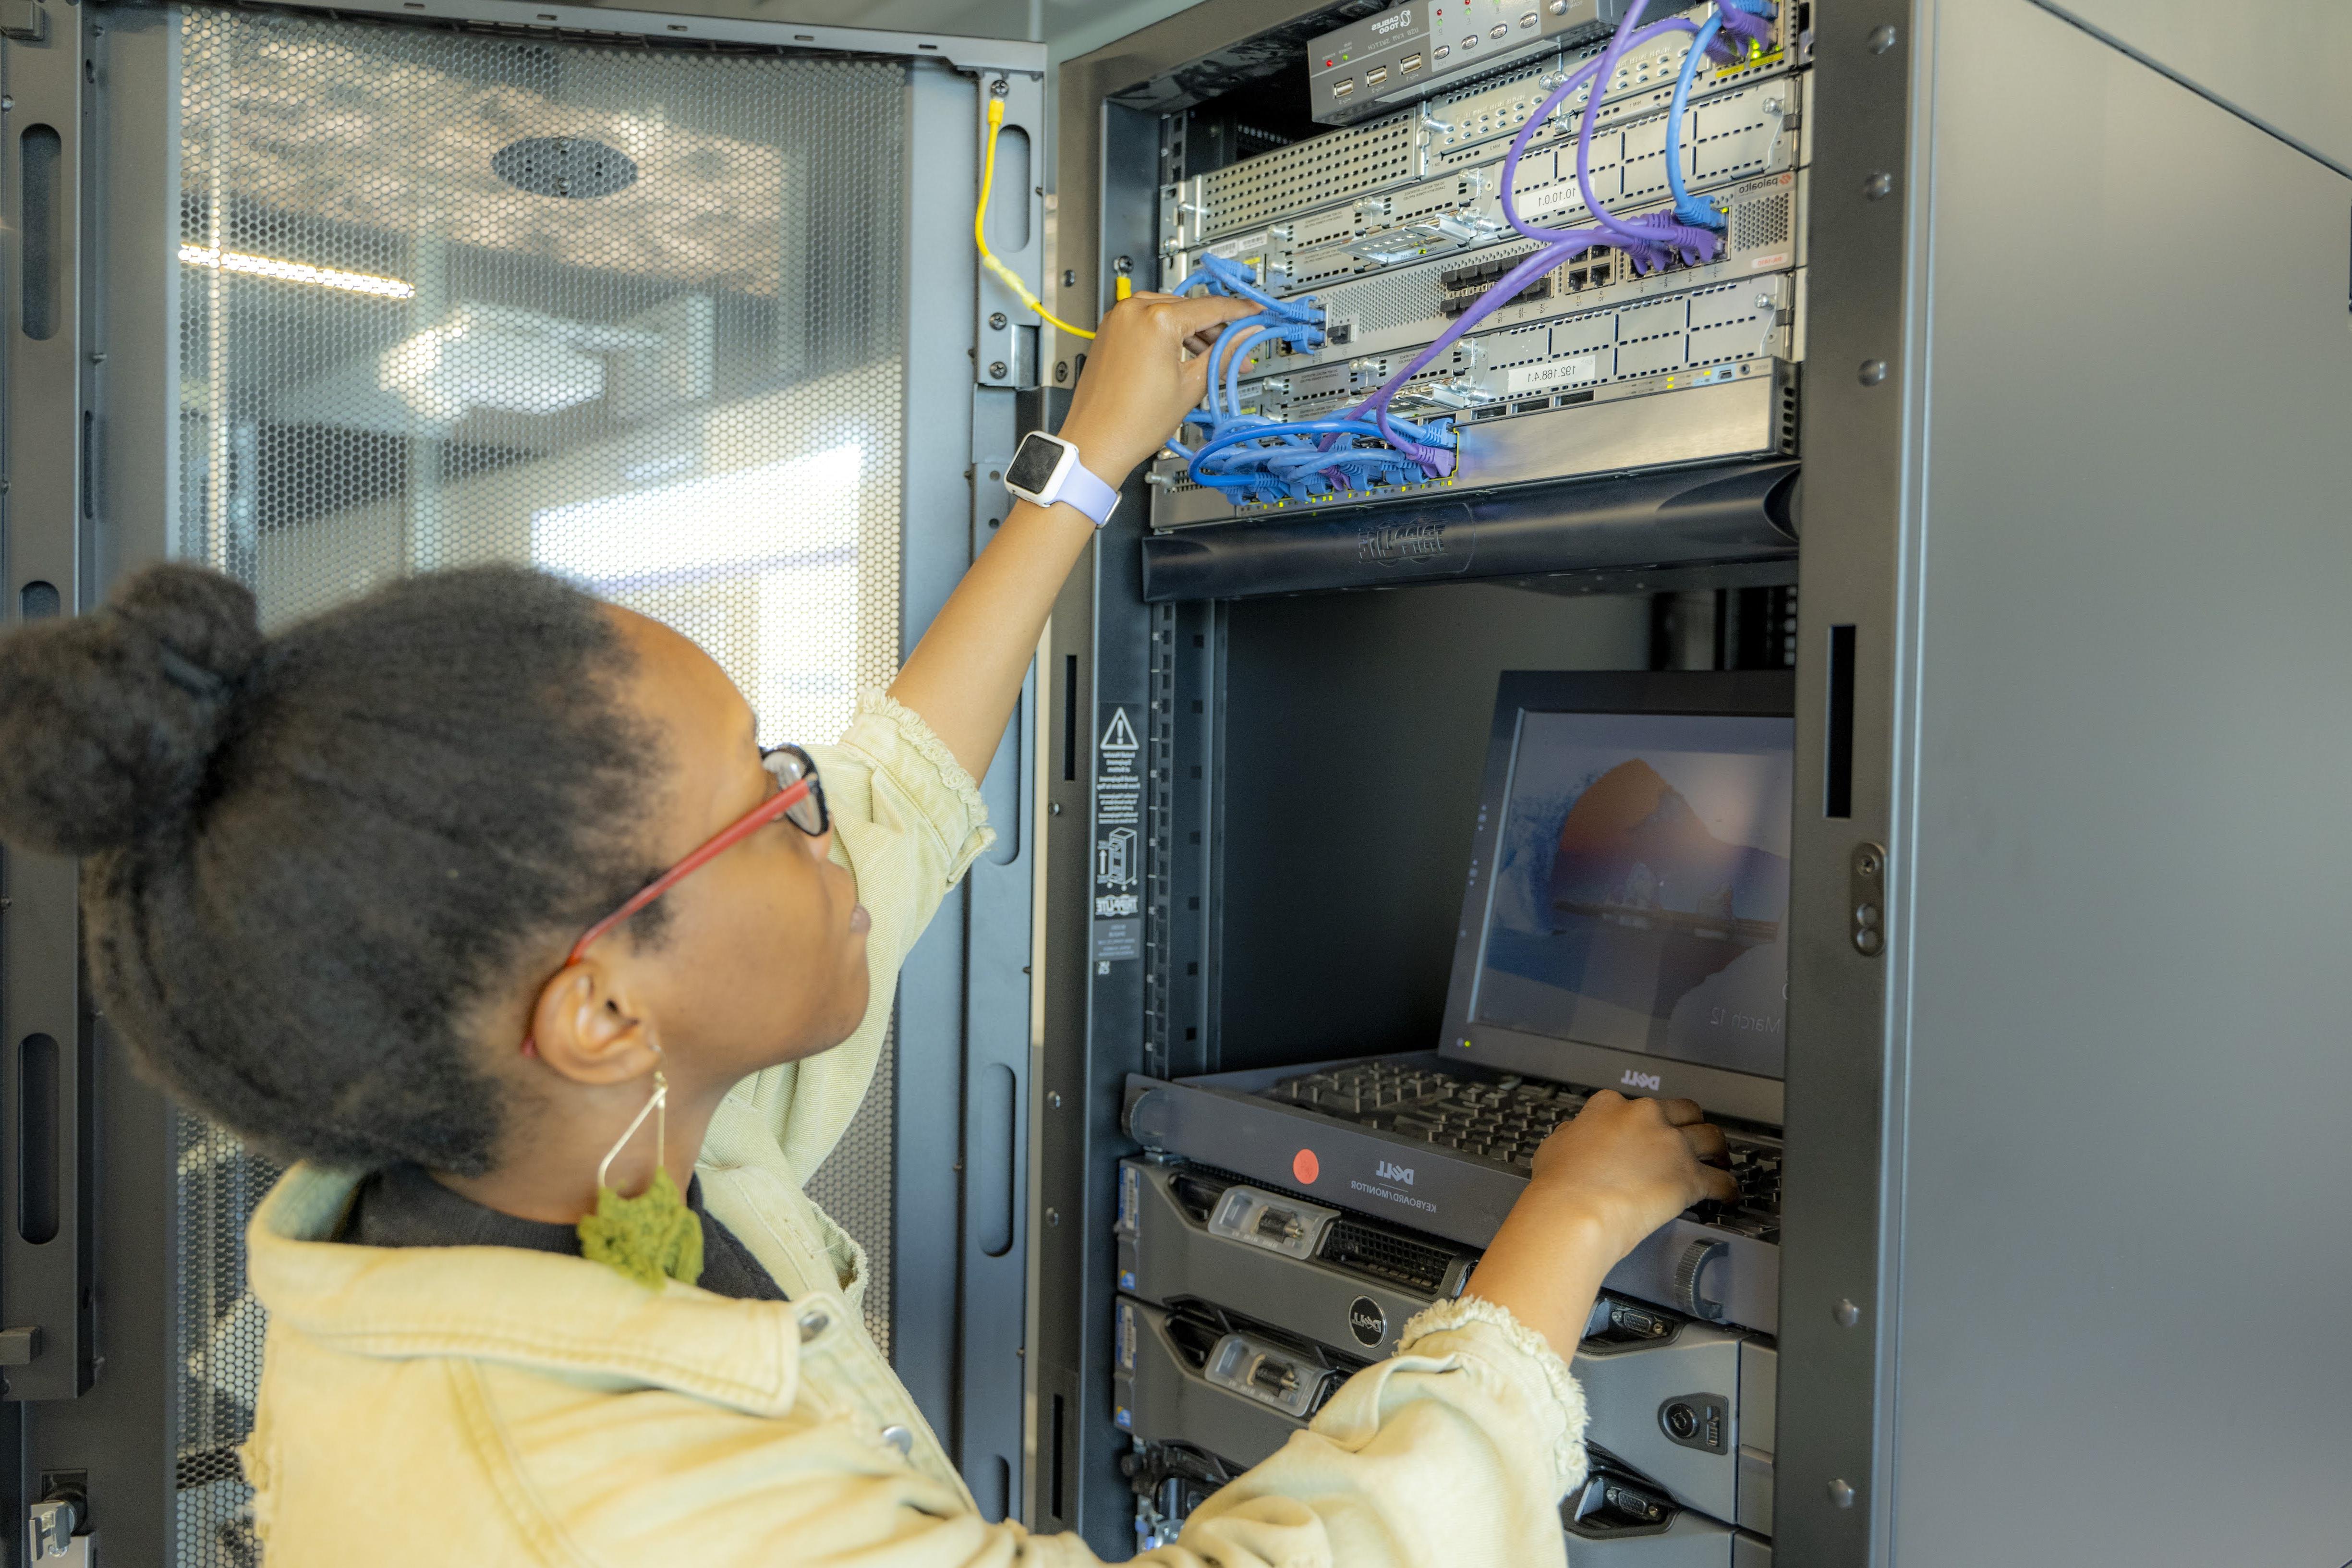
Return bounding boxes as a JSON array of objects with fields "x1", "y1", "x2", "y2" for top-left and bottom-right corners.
[
  {"x1": 1374, "y1": 1160, "x2": 1416, "y2": 1186},
  {"x1": 1621, "y1": 1069, "x2": 1663, "y2": 1092}
]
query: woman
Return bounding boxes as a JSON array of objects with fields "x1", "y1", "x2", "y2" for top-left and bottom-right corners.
[{"x1": 0, "y1": 294, "x2": 1734, "y2": 1566}]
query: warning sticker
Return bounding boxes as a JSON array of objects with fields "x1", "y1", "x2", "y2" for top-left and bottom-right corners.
[{"x1": 1092, "y1": 704, "x2": 1145, "y2": 972}]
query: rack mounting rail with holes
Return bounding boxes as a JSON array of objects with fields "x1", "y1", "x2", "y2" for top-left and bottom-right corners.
[{"x1": 1142, "y1": 0, "x2": 1805, "y2": 590}]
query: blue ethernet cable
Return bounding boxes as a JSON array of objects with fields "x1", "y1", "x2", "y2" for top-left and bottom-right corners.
[
  {"x1": 1665, "y1": 12, "x2": 1729, "y2": 228},
  {"x1": 1166, "y1": 253, "x2": 1459, "y2": 505},
  {"x1": 1665, "y1": 0, "x2": 1775, "y2": 230}
]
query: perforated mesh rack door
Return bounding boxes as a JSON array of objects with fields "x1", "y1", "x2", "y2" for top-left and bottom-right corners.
[{"x1": 174, "y1": 13, "x2": 908, "y2": 1559}]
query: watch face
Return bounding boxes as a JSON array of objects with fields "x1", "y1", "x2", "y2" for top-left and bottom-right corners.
[{"x1": 1005, "y1": 434, "x2": 1067, "y2": 496}]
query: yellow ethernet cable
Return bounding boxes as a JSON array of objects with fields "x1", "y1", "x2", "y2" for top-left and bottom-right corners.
[{"x1": 979, "y1": 95, "x2": 1096, "y2": 340}]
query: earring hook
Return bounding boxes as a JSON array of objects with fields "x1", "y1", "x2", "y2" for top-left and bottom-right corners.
[{"x1": 596, "y1": 1069, "x2": 668, "y2": 1194}]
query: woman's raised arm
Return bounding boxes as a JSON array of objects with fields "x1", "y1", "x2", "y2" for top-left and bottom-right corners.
[{"x1": 885, "y1": 292, "x2": 1247, "y2": 783}]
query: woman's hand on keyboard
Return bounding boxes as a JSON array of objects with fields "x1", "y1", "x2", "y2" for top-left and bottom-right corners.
[{"x1": 1463, "y1": 1092, "x2": 1737, "y2": 1360}]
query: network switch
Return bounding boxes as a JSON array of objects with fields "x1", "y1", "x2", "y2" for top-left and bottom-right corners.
[
  {"x1": 1308, "y1": 1, "x2": 1645, "y2": 125},
  {"x1": 1180, "y1": 9, "x2": 1796, "y2": 254},
  {"x1": 1166, "y1": 76, "x2": 1803, "y2": 278},
  {"x1": 1178, "y1": 170, "x2": 1802, "y2": 386},
  {"x1": 1152, "y1": 19, "x2": 1807, "y2": 530}
]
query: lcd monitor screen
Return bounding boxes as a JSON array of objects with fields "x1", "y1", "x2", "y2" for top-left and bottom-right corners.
[{"x1": 1471, "y1": 710, "x2": 1794, "y2": 1079}]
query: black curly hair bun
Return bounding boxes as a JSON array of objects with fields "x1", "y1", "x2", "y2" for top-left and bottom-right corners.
[{"x1": 0, "y1": 563, "x2": 263, "y2": 855}]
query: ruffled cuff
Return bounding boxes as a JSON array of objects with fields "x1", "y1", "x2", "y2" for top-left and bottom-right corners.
[
  {"x1": 1398, "y1": 1295, "x2": 1590, "y2": 1498},
  {"x1": 836, "y1": 691, "x2": 995, "y2": 882}
]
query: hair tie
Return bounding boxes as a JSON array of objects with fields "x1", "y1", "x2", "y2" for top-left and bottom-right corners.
[{"x1": 156, "y1": 641, "x2": 228, "y2": 699}]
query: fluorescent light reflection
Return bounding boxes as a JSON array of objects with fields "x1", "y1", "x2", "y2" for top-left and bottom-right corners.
[{"x1": 178, "y1": 244, "x2": 415, "y2": 299}]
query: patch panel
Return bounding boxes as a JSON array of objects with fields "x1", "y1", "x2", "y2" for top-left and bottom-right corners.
[{"x1": 1148, "y1": 354, "x2": 1797, "y2": 528}]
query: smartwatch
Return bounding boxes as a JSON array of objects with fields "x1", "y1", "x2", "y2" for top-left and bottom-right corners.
[{"x1": 1003, "y1": 431, "x2": 1120, "y2": 527}]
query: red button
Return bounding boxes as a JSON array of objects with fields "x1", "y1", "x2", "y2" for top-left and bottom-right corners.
[{"x1": 1293, "y1": 1148, "x2": 1321, "y2": 1184}]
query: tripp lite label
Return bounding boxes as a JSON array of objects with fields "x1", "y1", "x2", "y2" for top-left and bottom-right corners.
[
  {"x1": 1091, "y1": 704, "x2": 1144, "y2": 972},
  {"x1": 1507, "y1": 355, "x2": 1599, "y2": 393},
  {"x1": 1357, "y1": 520, "x2": 1449, "y2": 564}
]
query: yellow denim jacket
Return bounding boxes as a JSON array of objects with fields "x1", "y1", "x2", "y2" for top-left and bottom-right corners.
[{"x1": 242, "y1": 693, "x2": 1591, "y2": 1566}]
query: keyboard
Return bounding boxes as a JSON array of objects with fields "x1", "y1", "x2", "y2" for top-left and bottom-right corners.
[{"x1": 1261, "y1": 1059, "x2": 1783, "y2": 1241}]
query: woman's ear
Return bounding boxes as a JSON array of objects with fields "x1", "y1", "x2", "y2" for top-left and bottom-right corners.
[{"x1": 529, "y1": 962, "x2": 661, "y2": 1087}]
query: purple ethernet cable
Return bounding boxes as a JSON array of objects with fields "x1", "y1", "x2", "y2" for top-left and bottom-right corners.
[{"x1": 1339, "y1": 1, "x2": 1750, "y2": 470}]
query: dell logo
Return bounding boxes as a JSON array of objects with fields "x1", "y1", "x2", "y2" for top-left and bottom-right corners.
[
  {"x1": 1374, "y1": 1160, "x2": 1416, "y2": 1186},
  {"x1": 1348, "y1": 1296, "x2": 1388, "y2": 1348},
  {"x1": 1621, "y1": 1069, "x2": 1663, "y2": 1092}
]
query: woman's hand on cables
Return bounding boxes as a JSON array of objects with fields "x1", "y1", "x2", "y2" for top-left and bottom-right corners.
[
  {"x1": 1461, "y1": 1092, "x2": 1737, "y2": 1359},
  {"x1": 1057, "y1": 292, "x2": 1251, "y2": 485}
]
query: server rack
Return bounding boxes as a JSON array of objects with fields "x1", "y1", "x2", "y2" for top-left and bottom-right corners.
[
  {"x1": 0, "y1": 1, "x2": 1047, "y2": 1556},
  {"x1": 1035, "y1": 2, "x2": 2352, "y2": 1564}
]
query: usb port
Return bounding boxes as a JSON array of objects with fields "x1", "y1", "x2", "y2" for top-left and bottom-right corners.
[
  {"x1": 1333, "y1": 77, "x2": 1357, "y2": 97},
  {"x1": 1366, "y1": 65, "x2": 1389, "y2": 86},
  {"x1": 1400, "y1": 51, "x2": 1424, "y2": 71}
]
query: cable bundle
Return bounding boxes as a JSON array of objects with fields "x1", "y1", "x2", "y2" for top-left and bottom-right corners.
[
  {"x1": 1170, "y1": 0, "x2": 1776, "y2": 507},
  {"x1": 1169, "y1": 253, "x2": 1456, "y2": 506}
]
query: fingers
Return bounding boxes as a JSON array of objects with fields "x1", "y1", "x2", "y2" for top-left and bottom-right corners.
[
  {"x1": 1697, "y1": 1164, "x2": 1740, "y2": 1204},
  {"x1": 1154, "y1": 292, "x2": 1259, "y2": 339},
  {"x1": 1182, "y1": 321, "x2": 1232, "y2": 356},
  {"x1": 1679, "y1": 1121, "x2": 1729, "y2": 1162},
  {"x1": 1657, "y1": 1096, "x2": 1705, "y2": 1127},
  {"x1": 1176, "y1": 347, "x2": 1214, "y2": 406}
]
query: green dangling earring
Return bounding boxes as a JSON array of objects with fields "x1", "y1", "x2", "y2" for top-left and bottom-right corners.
[{"x1": 576, "y1": 1060, "x2": 703, "y2": 1289}]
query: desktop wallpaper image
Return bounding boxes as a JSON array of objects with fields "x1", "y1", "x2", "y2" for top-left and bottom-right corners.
[{"x1": 1474, "y1": 711, "x2": 1794, "y2": 1078}]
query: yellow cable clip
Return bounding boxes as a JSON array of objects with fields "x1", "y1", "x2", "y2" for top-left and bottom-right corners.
[{"x1": 979, "y1": 94, "x2": 1095, "y2": 340}]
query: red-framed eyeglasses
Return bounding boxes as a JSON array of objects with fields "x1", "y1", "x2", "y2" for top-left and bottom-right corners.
[{"x1": 521, "y1": 744, "x2": 829, "y2": 1056}]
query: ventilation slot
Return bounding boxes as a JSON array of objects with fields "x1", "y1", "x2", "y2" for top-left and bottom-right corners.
[
  {"x1": 1734, "y1": 190, "x2": 1792, "y2": 251},
  {"x1": 1319, "y1": 1218, "x2": 1460, "y2": 1293}
]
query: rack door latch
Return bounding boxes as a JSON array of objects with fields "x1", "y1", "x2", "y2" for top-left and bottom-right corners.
[{"x1": 28, "y1": 1483, "x2": 89, "y2": 1565}]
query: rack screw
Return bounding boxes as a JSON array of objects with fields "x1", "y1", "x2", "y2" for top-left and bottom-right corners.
[
  {"x1": 1828, "y1": 1480, "x2": 1857, "y2": 1509},
  {"x1": 1048, "y1": 1091, "x2": 1063, "y2": 1109},
  {"x1": 988, "y1": 360, "x2": 1008, "y2": 378},
  {"x1": 1857, "y1": 359, "x2": 1888, "y2": 386},
  {"x1": 1867, "y1": 24, "x2": 1898, "y2": 53},
  {"x1": 1045, "y1": 1207, "x2": 1061, "y2": 1227},
  {"x1": 1834, "y1": 1298, "x2": 1861, "y2": 1327},
  {"x1": 1862, "y1": 170, "x2": 1892, "y2": 201},
  {"x1": 1055, "y1": 360, "x2": 1069, "y2": 383},
  {"x1": 989, "y1": 311, "x2": 1007, "y2": 330}
]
